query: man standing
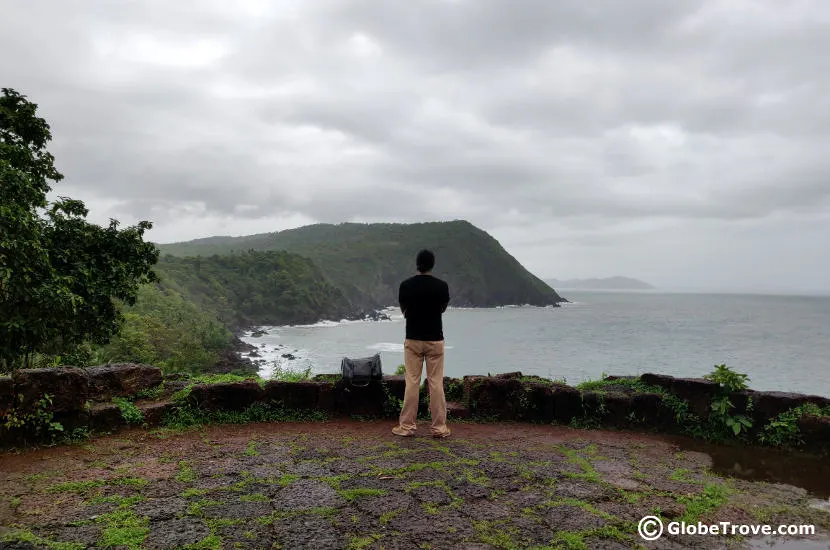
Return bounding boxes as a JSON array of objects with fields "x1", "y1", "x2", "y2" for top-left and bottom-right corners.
[{"x1": 393, "y1": 249, "x2": 451, "y2": 438}]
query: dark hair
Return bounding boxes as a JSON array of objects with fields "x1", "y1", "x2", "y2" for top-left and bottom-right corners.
[{"x1": 416, "y1": 249, "x2": 435, "y2": 273}]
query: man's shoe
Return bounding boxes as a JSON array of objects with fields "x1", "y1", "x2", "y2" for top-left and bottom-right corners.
[
  {"x1": 392, "y1": 426, "x2": 415, "y2": 437},
  {"x1": 432, "y1": 429, "x2": 451, "y2": 439}
]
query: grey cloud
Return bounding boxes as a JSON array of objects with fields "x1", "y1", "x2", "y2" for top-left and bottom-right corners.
[
  {"x1": 3, "y1": 0, "x2": 830, "y2": 289},
  {"x1": 325, "y1": 0, "x2": 703, "y2": 70}
]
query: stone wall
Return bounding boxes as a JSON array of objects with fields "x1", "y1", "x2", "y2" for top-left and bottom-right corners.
[{"x1": 1, "y1": 365, "x2": 829, "y2": 454}]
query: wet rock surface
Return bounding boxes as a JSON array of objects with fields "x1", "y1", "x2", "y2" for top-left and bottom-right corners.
[
  {"x1": 11, "y1": 367, "x2": 88, "y2": 413},
  {"x1": 0, "y1": 376, "x2": 14, "y2": 416},
  {"x1": 86, "y1": 363, "x2": 163, "y2": 401},
  {"x1": 1, "y1": 420, "x2": 829, "y2": 549}
]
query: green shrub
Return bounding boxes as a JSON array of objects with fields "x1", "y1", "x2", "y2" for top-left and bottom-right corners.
[
  {"x1": 269, "y1": 362, "x2": 312, "y2": 382},
  {"x1": 96, "y1": 284, "x2": 233, "y2": 374},
  {"x1": 112, "y1": 397, "x2": 144, "y2": 425},
  {"x1": 2, "y1": 394, "x2": 64, "y2": 442},
  {"x1": 759, "y1": 403, "x2": 830, "y2": 447},
  {"x1": 704, "y1": 364, "x2": 753, "y2": 438}
]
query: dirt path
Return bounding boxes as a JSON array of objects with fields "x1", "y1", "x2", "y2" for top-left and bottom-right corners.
[{"x1": 1, "y1": 420, "x2": 828, "y2": 549}]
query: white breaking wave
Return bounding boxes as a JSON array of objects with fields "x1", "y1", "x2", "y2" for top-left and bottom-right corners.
[
  {"x1": 367, "y1": 342, "x2": 404, "y2": 353},
  {"x1": 241, "y1": 327, "x2": 278, "y2": 338},
  {"x1": 237, "y1": 332, "x2": 318, "y2": 378},
  {"x1": 298, "y1": 320, "x2": 343, "y2": 328},
  {"x1": 366, "y1": 342, "x2": 454, "y2": 352},
  {"x1": 277, "y1": 312, "x2": 401, "y2": 329}
]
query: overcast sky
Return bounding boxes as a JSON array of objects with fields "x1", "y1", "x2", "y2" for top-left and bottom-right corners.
[{"x1": 3, "y1": 0, "x2": 830, "y2": 293}]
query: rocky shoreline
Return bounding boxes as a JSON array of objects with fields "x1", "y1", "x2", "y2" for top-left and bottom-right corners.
[{"x1": 221, "y1": 308, "x2": 392, "y2": 374}]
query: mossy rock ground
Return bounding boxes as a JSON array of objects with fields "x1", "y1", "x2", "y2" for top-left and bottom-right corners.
[{"x1": 1, "y1": 421, "x2": 828, "y2": 549}]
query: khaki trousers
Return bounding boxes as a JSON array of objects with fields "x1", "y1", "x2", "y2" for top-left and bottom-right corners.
[{"x1": 398, "y1": 339, "x2": 449, "y2": 435}]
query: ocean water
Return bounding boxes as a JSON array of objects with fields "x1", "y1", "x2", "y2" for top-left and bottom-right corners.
[{"x1": 239, "y1": 291, "x2": 830, "y2": 397}]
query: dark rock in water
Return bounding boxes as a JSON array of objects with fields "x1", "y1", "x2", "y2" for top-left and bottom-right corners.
[
  {"x1": 343, "y1": 308, "x2": 391, "y2": 322},
  {"x1": 363, "y1": 310, "x2": 391, "y2": 321},
  {"x1": 250, "y1": 329, "x2": 267, "y2": 337},
  {"x1": 249, "y1": 350, "x2": 261, "y2": 358},
  {"x1": 281, "y1": 353, "x2": 296, "y2": 360}
]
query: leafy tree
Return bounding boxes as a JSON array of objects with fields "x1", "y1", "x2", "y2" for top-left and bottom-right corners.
[
  {"x1": 0, "y1": 88, "x2": 159, "y2": 370},
  {"x1": 98, "y1": 284, "x2": 233, "y2": 373}
]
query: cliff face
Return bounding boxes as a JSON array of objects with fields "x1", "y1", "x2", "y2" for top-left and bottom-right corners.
[{"x1": 160, "y1": 220, "x2": 565, "y2": 314}]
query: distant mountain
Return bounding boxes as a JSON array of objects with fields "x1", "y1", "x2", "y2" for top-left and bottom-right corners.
[
  {"x1": 160, "y1": 220, "x2": 566, "y2": 313},
  {"x1": 545, "y1": 276, "x2": 655, "y2": 290}
]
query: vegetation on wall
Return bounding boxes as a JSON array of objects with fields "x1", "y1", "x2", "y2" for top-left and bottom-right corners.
[{"x1": 573, "y1": 364, "x2": 830, "y2": 450}]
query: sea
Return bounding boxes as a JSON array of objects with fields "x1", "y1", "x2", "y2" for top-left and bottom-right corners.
[{"x1": 239, "y1": 290, "x2": 830, "y2": 397}]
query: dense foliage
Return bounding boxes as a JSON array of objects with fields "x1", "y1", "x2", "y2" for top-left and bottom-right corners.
[
  {"x1": 154, "y1": 250, "x2": 353, "y2": 327},
  {"x1": 160, "y1": 221, "x2": 565, "y2": 309},
  {"x1": 96, "y1": 284, "x2": 234, "y2": 372},
  {"x1": 0, "y1": 88, "x2": 159, "y2": 371}
]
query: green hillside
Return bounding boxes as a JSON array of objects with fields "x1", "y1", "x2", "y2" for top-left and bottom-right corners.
[
  {"x1": 97, "y1": 283, "x2": 235, "y2": 373},
  {"x1": 159, "y1": 220, "x2": 565, "y2": 309},
  {"x1": 153, "y1": 250, "x2": 354, "y2": 327}
]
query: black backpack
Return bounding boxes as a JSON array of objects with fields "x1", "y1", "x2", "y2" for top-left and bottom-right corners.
[{"x1": 341, "y1": 353, "x2": 383, "y2": 387}]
